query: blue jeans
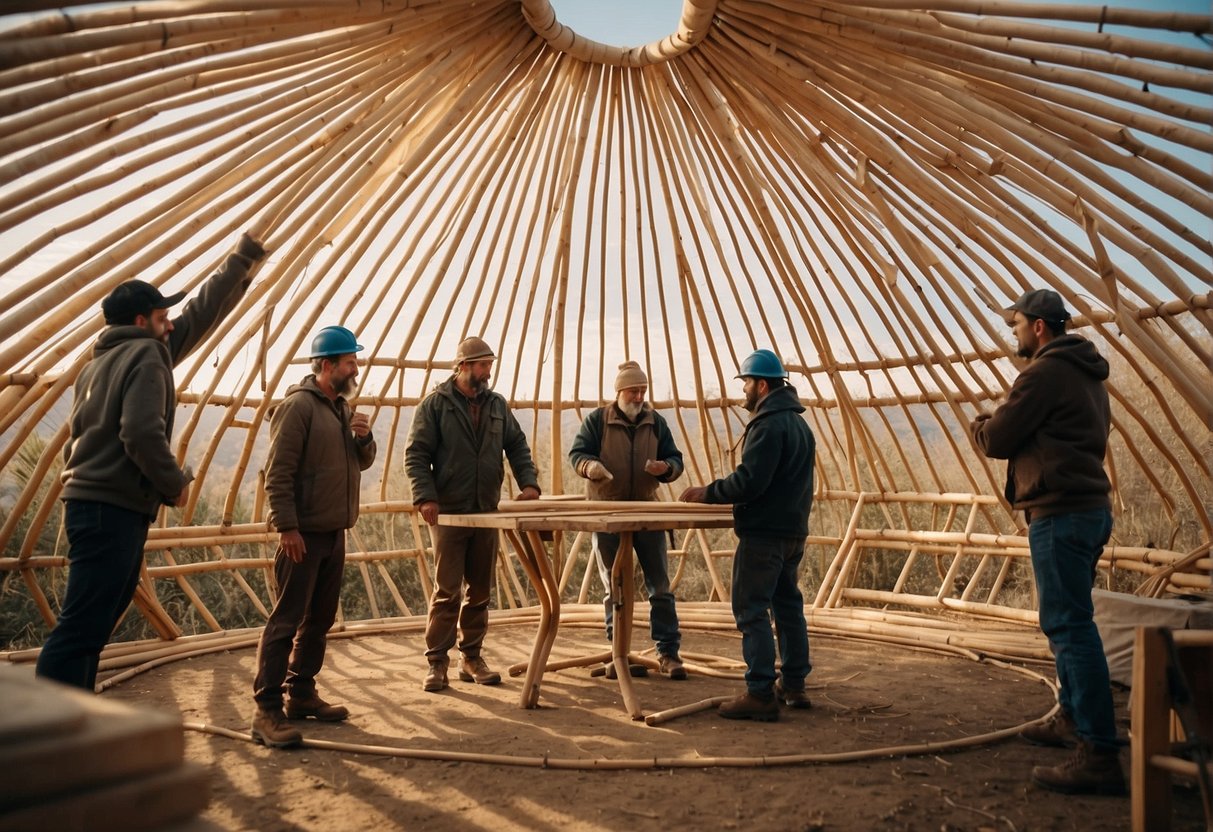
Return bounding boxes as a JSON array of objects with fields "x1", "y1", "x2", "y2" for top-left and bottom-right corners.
[
  {"x1": 1028, "y1": 508, "x2": 1117, "y2": 750},
  {"x1": 731, "y1": 535, "x2": 811, "y2": 696},
  {"x1": 595, "y1": 530, "x2": 680, "y2": 657},
  {"x1": 35, "y1": 500, "x2": 150, "y2": 691}
]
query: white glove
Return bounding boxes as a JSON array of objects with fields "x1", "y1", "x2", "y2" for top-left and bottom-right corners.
[{"x1": 585, "y1": 460, "x2": 614, "y2": 481}]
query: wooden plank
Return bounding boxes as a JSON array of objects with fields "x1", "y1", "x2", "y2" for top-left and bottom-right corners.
[
  {"x1": 0, "y1": 667, "x2": 86, "y2": 745},
  {"x1": 0, "y1": 762, "x2": 209, "y2": 832},
  {"x1": 0, "y1": 674, "x2": 185, "y2": 812},
  {"x1": 1131, "y1": 626, "x2": 1173, "y2": 832}
]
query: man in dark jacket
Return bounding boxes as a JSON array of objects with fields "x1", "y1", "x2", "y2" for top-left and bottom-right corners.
[
  {"x1": 252, "y1": 325, "x2": 377, "y2": 749},
  {"x1": 681, "y1": 349, "x2": 815, "y2": 721},
  {"x1": 971, "y1": 289, "x2": 1123, "y2": 795},
  {"x1": 405, "y1": 337, "x2": 540, "y2": 693},
  {"x1": 36, "y1": 232, "x2": 266, "y2": 691},
  {"x1": 569, "y1": 360, "x2": 687, "y2": 679}
]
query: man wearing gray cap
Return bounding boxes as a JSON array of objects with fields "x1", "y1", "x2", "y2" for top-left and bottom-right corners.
[
  {"x1": 569, "y1": 360, "x2": 687, "y2": 679},
  {"x1": 35, "y1": 232, "x2": 267, "y2": 691},
  {"x1": 971, "y1": 289, "x2": 1124, "y2": 796},
  {"x1": 406, "y1": 336, "x2": 541, "y2": 693}
]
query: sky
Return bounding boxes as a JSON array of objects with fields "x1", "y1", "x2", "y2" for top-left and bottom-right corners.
[
  {"x1": 549, "y1": 0, "x2": 684, "y2": 46},
  {"x1": 553, "y1": 0, "x2": 1213, "y2": 44}
]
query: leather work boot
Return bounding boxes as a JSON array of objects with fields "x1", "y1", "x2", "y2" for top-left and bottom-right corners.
[
  {"x1": 718, "y1": 691, "x2": 780, "y2": 722},
  {"x1": 658, "y1": 654, "x2": 688, "y2": 681},
  {"x1": 459, "y1": 656, "x2": 502, "y2": 685},
  {"x1": 774, "y1": 679, "x2": 812, "y2": 709},
  {"x1": 286, "y1": 694, "x2": 349, "y2": 722},
  {"x1": 423, "y1": 659, "x2": 449, "y2": 692},
  {"x1": 1021, "y1": 710, "x2": 1077, "y2": 747},
  {"x1": 251, "y1": 707, "x2": 303, "y2": 749},
  {"x1": 1031, "y1": 740, "x2": 1127, "y2": 796}
]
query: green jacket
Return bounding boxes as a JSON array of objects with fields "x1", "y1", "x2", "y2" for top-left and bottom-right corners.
[
  {"x1": 61, "y1": 240, "x2": 263, "y2": 515},
  {"x1": 405, "y1": 378, "x2": 539, "y2": 513},
  {"x1": 704, "y1": 385, "x2": 816, "y2": 538},
  {"x1": 568, "y1": 403, "x2": 683, "y2": 500},
  {"x1": 265, "y1": 376, "x2": 377, "y2": 533}
]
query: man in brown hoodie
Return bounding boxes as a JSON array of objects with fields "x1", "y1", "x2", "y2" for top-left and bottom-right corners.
[
  {"x1": 971, "y1": 289, "x2": 1123, "y2": 796},
  {"x1": 251, "y1": 325, "x2": 376, "y2": 748}
]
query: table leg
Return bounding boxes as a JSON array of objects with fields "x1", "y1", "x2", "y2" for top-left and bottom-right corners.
[
  {"x1": 611, "y1": 530, "x2": 644, "y2": 720},
  {"x1": 524, "y1": 529, "x2": 562, "y2": 708},
  {"x1": 503, "y1": 529, "x2": 553, "y2": 709}
]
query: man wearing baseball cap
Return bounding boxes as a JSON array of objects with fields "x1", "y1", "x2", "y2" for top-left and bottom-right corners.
[
  {"x1": 971, "y1": 288, "x2": 1124, "y2": 795},
  {"x1": 36, "y1": 232, "x2": 267, "y2": 691}
]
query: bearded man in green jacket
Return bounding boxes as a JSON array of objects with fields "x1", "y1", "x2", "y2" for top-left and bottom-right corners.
[{"x1": 406, "y1": 337, "x2": 540, "y2": 693}]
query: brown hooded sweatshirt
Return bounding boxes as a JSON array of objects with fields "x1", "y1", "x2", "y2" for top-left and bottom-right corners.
[{"x1": 971, "y1": 334, "x2": 1111, "y2": 521}]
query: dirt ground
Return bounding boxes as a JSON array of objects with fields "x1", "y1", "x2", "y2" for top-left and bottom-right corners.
[{"x1": 100, "y1": 621, "x2": 1207, "y2": 832}]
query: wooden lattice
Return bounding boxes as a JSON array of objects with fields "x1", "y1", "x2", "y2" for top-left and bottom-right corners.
[{"x1": 0, "y1": 0, "x2": 1209, "y2": 653}]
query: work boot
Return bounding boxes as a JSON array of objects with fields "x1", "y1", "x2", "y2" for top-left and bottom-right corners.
[
  {"x1": 423, "y1": 658, "x2": 449, "y2": 692},
  {"x1": 459, "y1": 656, "x2": 502, "y2": 685},
  {"x1": 251, "y1": 707, "x2": 302, "y2": 749},
  {"x1": 718, "y1": 691, "x2": 780, "y2": 722},
  {"x1": 1031, "y1": 740, "x2": 1127, "y2": 796},
  {"x1": 286, "y1": 693, "x2": 349, "y2": 722},
  {"x1": 1021, "y1": 710, "x2": 1077, "y2": 747},
  {"x1": 774, "y1": 679, "x2": 812, "y2": 709},
  {"x1": 658, "y1": 653, "x2": 688, "y2": 681}
]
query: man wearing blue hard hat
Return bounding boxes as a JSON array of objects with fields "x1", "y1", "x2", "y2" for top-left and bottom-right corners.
[
  {"x1": 252, "y1": 324, "x2": 377, "y2": 748},
  {"x1": 681, "y1": 348, "x2": 816, "y2": 721}
]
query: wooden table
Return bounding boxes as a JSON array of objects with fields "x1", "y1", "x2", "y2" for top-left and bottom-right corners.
[{"x1": 438, "y1": 500, "x2": 735, "y2": 719}]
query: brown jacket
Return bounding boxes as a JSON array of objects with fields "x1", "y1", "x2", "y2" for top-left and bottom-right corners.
[
  {"x1": 971, "y1": 335, "x2": 1111, "y2": 520},
  {"x1": 568, "y1": 403, "x2": 683, "y2": 500},
  {"x1": 265, "y1": 376, "x2": 377, "y2": 533}
]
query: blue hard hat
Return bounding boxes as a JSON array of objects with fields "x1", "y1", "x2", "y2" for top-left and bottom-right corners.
[
  {"x1": 736, "y1": 349, "x2": 788, "y2": 379},
  {"x1": 310, "y1": 325, "x2": 364, "y2": 358}
]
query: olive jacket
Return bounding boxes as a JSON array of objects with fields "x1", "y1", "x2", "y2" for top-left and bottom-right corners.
[
  {"x1": 60, "y1": 237, "x2": 264, "y2": 515},
  {"x1": 404, "y1": 378, "x2": 539, "y2": 513}
]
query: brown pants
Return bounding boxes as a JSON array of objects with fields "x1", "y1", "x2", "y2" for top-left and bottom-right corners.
[
  {"x1": 424, "y1": 524, "x2": 498, "y2": 660},
  {"x1": 253, "y1": 530, "x2": 345, "y2": 708}
]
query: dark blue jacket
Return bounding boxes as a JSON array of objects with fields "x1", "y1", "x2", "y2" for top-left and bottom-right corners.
[{"x1": 705, "y1": 385, "x2": 815, "y2": 538}]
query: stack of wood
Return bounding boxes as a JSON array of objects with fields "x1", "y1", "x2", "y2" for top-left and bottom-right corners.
[{"x1": 0, "y1": 668, "x2": 209, "y2": 832}]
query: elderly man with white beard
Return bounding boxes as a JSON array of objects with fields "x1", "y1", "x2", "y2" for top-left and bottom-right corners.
[{"x1": 569, "y1": 360, "x2": 688, "y2": 679}]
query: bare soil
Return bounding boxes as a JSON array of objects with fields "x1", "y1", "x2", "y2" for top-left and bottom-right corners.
[{"x1": 102, "y1": 623, "x2": 1207, "y2": 832}]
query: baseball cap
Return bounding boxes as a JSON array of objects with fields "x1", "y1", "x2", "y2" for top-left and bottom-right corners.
[
  {"x1": 102, "y1": 280, "x2": 186, "y2": 324},
  {"x1": 1006, "y1": 289, "x2": 1071, "y2": 324}
]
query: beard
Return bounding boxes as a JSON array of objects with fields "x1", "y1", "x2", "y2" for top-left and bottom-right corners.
[
  {"x1": 333, "y1": 371, "x2": 357, "y2": 397},
  {"x1": 617, "y1": 398, "x2": 642, "y2": 420},
  {"x1": 743, "y1": 388, "x2": 760, "y2": 413}
]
